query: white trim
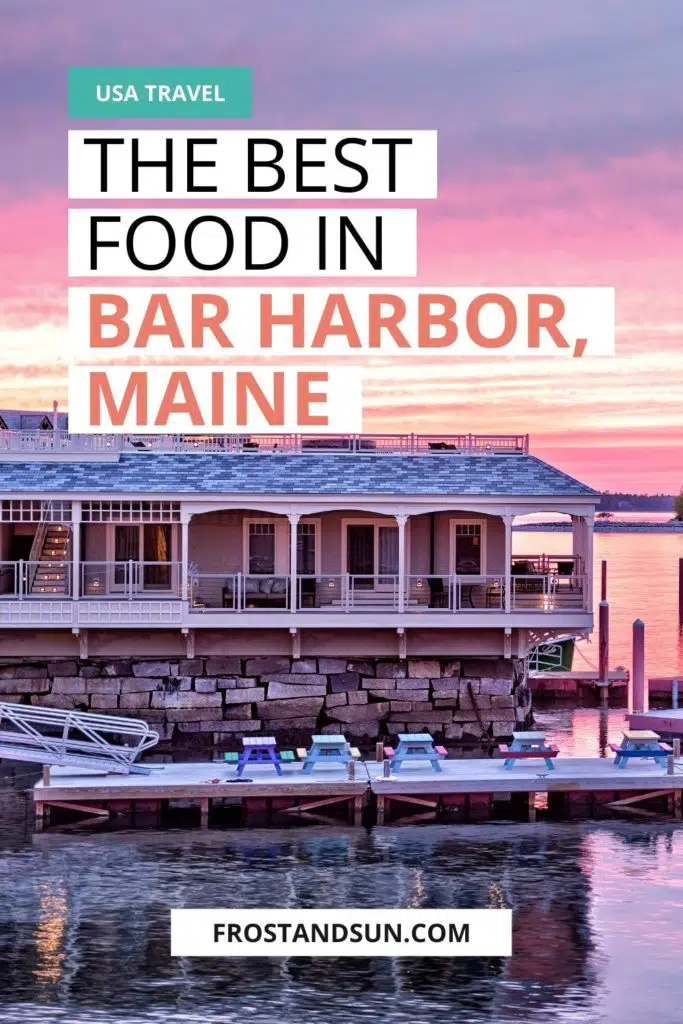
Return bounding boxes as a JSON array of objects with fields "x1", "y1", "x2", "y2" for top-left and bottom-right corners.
[{"x1": 449, "y1": 518, "x2": 487, "y2": 575}]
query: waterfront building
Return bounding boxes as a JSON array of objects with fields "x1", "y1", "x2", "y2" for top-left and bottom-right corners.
[{"x1": 0, "y1": 421, "x2": 597, "y2": 742}]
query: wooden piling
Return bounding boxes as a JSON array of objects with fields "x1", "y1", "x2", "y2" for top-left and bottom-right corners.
[
  {"x1": 598, "y1": 600, "x2": 609, "y2": 683},
  {"x1": 199, "y1": 798, "x2": 209, "y2": 830},
  {"x1": 42, "y1": 765, "x2": 51, "y2": 787},
  {"x1": 375, "y1": 742, "x2": 384, "y2": 763},
  {"x1": 601, "y1": 560, "x2": 607, "y2": 601},
  {"x1": 632, "y1": 618, "x2": 646, "y2": 712}
]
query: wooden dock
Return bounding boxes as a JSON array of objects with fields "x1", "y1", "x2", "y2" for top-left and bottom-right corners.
[
  {"x1": 31, "y1": 754, "x2": 683, "y2": 830},
  {"x1": 628, "y1": 708, "x2": 683, "y2": 737},
  {"x1": 369, "y1": 757, "x2": 683, "y2": 825},
  {"x1": 33, "y1": 761, "x2": 368, "y2": 830},
  {"x1": 529, "y1": 670, "x2": 629, "y2": 695}
]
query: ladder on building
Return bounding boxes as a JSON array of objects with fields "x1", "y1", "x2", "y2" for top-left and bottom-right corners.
[{"x1": 0, "y1": 702, "x2": 159, "y2": 774}]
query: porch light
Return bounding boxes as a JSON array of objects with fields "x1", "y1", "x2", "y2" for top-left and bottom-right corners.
[
  {"x1": 416, "y1": 579, "x2": 423, "y2": 588},
  {"x1": 328, "y1": 579, "x2": 335, "y2": 587}
]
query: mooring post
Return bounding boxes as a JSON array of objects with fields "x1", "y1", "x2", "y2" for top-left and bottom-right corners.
[
  {"x1": 199, "y1": 798, "x2": 209, "y2": 830},
  {"x1": 673, "y1": 679, "x2": 679, "y2": 710},
  {"x1": 632, "y1": 619, "x2": 646, "y2": 712},
  {"x1": 674, "y1": 738, "x2": 681, "y2": 759},
  {"x1": 375, "y1": 741, "x2": 384, "y2": 763},
  {"x1": 383, "y1": 758, "x2": 391, "y2": 778},
  {"x1": 679, "y1": 558, "x2": 683, "y2": 633},
  {"x1": 599, "y1": 600, "x2": 609, "y2": 684},
  {"x1": 347, "y1": 759, "x2": 356, "y2": 781},
  {"x1": 601, "y1": 560, "x2": 607, "y2": 602}
]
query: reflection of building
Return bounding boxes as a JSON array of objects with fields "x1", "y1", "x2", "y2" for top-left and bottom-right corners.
[{"x1": 1, "y1": 823, "x2": 603, "y2": 1015}]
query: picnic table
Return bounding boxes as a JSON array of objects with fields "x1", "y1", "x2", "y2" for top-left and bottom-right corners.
[
  {"x1": 301, "y1": 735, "x2": 354, "y2": 773},
  {"x1": 497, "y1": 731, "x2": 559, "y2": 771},
  {"x1": 385, "y1": 733, "x2": 446, "y2": 773},
  {"x1": 609, "y1": 730, "x2": 673, "y2": 769},
  {"x1": 236, "y1": 736, "x2": 283, "y2": 776}
]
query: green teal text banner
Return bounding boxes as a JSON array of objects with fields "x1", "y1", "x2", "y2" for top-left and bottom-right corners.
[{"x1": 68, "y1": 67, "x2": 252, "y2": 118}]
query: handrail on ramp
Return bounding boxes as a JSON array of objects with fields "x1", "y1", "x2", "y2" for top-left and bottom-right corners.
[{"x1": 0, "y1": 702, "x2": 159, "y2": 775}]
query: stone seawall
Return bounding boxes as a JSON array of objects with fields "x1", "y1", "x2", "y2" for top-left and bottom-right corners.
[{"x1": 0, "y1": 656, "x2": 532, "y2": 747}]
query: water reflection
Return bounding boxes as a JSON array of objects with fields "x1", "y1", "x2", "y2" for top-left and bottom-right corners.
[{"x1": 2, "y1": 710, "x2": 683, "y2": 1024}]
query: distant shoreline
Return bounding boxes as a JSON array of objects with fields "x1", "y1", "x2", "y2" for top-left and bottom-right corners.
[{"x1": 515, "y1": 521, "x2": 683, "y2": 532}]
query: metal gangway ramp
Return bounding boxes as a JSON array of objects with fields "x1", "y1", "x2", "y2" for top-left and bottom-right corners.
[{"x1": 0, "y1": 702, "x2": 159, "y2": 775}]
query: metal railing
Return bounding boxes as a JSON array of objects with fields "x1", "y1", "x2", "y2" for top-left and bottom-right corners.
[
  {"x1": 81, "y1": 561, "x2": 182, "y2": 598},
  {"x1": 0, "y1": 702, "x2": 159, "y2": 775},
  {"x1": 0, "y1": 562, "x2": 588, "y2": 614},
  {"x1": 0, "y1": 560, "x2": 71, "y2": 598},
  {"x1": 0, "y1": 430, "x2": 530, "y2": 456}
]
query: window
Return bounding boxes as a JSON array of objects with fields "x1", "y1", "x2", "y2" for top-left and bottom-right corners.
[
  {"x1": 452, "y1": 522, "x2": 484, "y2": 575},
  {"x1": 297, "y1": 522, "x2": 316, "y2": 575},
  {"x1": 110, "y1": 523, "x2": 175, "y2": 589},
  {"x1": 248, "y1": 522, "x2": 276, "y2": 574}
]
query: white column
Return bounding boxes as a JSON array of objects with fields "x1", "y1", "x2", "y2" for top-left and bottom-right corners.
[
  {"x1": 396, "y1": 513, "x2": 408, "y2": 613},
  {"x1": 503, "y1": 513, "x2": 512, "y2": 613},
  {"x1": 583, "y1": 514, "x2": 594, "y2": 612},
  {"x1": 71, "y1": 500, "x2": 81, "y2": 600},
  {"x1": 181, "y1": 512, "x2": 191, "y2": 601},
  {"x1": 288, "y1": 513, "x2": 300, "y2": 612}
]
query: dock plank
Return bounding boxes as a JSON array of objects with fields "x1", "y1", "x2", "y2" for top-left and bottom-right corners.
[{"x1": 369, "y1": 756, "x2": 683, "y2": 795}]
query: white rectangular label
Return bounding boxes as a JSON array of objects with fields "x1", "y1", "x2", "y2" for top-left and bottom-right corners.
[
  {"x1": 68, "y1": 209, "x2": 417, "y2": 278},
  {"x1": 170, "y1": 909, "x2": 512, "y2": 957},
  {"x1": 69, "y1": 286, "x2": 615, "y2": 358},
  {"x1": 68, "y1": 365, "x2": 363, "y2": 434},
  {"x1": 68, "y1": 130, "x2": 438, "y2": 199}
]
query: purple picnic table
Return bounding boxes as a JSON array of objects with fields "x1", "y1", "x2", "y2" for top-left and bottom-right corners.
[{"x1": 237, "y1": 736, "x2": 282, "y2": 776}]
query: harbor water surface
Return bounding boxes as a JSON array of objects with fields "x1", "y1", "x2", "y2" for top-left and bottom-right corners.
[{"x1": 2, "y1": 524, "x2": 683, "y2": 1024}]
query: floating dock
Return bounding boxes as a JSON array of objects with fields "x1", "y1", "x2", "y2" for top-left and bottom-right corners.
[
  {"x1": 31, "y1": 754, "x2": 683, "y2": 830},
  {"x1": 529, "y1": 670, "x2": 629, "y2": 695},
  {"x1": 628, "y1": 708, "x2": 683, "y2": 737},
  {"x1": 33, "y1": 762, "x2": 368, "y2": 830}
]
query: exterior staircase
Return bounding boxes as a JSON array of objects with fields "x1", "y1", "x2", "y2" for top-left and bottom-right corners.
[{"x1": 29, "y1": 523, "x2": 70, "y2": 596}]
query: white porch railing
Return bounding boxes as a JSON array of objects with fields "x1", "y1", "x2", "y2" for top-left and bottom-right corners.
[
  {"x1": 0, "y1": 562, "x2": 590, "y2": 616},
  {"x1": 0, "y1": 430, "x2": 530, "y2": 456},
  {"x1": 0, "y1": 560, "x2": 71, "y2": 598},
  {"x1": 81, "y1": 561, "x2": 182, "y2": 598}
]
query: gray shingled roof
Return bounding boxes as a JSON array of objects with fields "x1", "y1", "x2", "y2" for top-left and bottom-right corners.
[
  {"x1": 0, "y1": 453, "x2": 598, "y2": 497},
  {"x1": 0, "y1": 410, "x2": 68, "y2": 430}
]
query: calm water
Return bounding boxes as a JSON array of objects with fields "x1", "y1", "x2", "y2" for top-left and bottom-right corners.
[
  {"x1": 514, "y1": 521, "x2": 683, "y2": 678},
  {"x1": 2, "y1": 528, "x2": 683, "y2": 1024},
  {"x1": 1, "y1": 783, "x2": 682, "y2": 1024},
  {"x1": 2, "y1": 706, "x2": 683, "y2": 1024}
]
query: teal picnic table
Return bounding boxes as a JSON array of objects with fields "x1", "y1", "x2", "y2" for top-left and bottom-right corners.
[
  {"x1": 498, "y1": 730, "x2": 559, "y2": 771},
  {"x1": 610, "y1": 730, "x2": 673, "y2": 769},
  {"x1": 387, "y1": 733, "x2": 445, "y2": 773},
  {"x1": 302, "y1": 735, "x2": 352, "y2": 773}
]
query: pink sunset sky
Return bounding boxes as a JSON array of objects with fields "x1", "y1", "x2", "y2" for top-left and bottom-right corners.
[{"x1": 1, "y1": 0, "x2": 683, "y2": 493}]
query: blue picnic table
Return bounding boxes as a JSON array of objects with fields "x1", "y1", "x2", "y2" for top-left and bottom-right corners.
[
  {"x1": 388, "y1": 733, "x2": 444, "y2": 773},
  {"x1": 498, "y1": 731, "x2": 559, "y2": 771},
  {"x1": 302, "y1": 735, "x2": 353, "y2": 773},
  {"x1": 610, "y1": 730, "x2": 672, "y2": 769},
  {"x1": 236, "y1": 736, "x2": 282, "y2": 776}
]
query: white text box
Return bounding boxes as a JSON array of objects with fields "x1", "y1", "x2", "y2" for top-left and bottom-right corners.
[
  {"x1": 69, "y1": 287, "x2": 615, "y2": 358},
  {"x1": 68, "y1": 130, "x2": 438, "y2": 200},
  {"x1": 170, "y1": 909, "x2": 512, "y2": 957},
  {"x1": 68, "y1": 209, "x2": 417, "y2": 278},
  {"x1": 68, "y1": 365, "x2": 364, "y2": 434}
]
